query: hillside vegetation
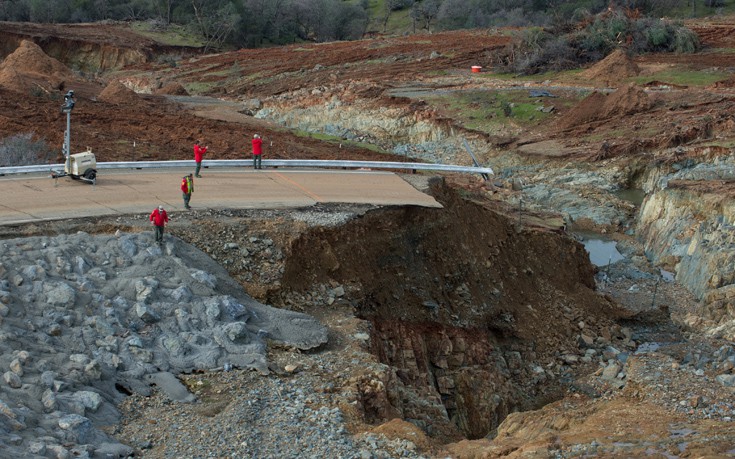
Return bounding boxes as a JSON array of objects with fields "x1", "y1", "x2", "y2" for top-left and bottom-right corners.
[{"x1": 0, "y1": 0, "x2": 727, "y2": 51}]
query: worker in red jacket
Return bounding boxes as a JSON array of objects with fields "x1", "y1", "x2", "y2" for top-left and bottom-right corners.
[
  {"x1": 251, "y1": 134, "x2": 263, "y2": 170},
  {"x1": 181, "y1": 174, "x2": 193, "y2": 210},
  {"x1": 149, "y1": 205, "x2": 169, "y2": 244},
  {"x1": 193, "y1": 140, "x2": 207, "y2": 178}
]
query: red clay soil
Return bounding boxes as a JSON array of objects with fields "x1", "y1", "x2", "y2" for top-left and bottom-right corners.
[
  {"x1": 134, "y1": 29, "x2": 512, "y2": 98},
  {"x1": 0, "y1": 21, "x2": 167, "y2": 48},
  {"x1": 0, "y1": 38, "x2": 413, "y2": 163},
  {"x1": 98, "y1": 80, "x2": 144, "y2": 104},
  {"x1": 0, "y1": 83, "x2": 415, "y2": 163},
  {"x1": 1, "y1": 20, "x2": 735, "y2": 167},
  {"x1": 0, "y1": 40, "x2": 78, "y2": 93},
  {"x1": 582, "y1": 49, "x2": 640, "y2": 86},
  {"x1": 686, "y1": 17, "x2": 735, "y2": 48},
  {"x1": 0, "y1": 27, "x2": 511, "y2": 164},
  {"x1": 556, "y1": 83, "x2": 651, "y2": 131},
  {"x1": 636, "y1": 50, "x2": 735, "y2": 69},
  {"x1": 154, "y1": 82, "x2": 189, "y2": 96},
  {"x1": 0, "y1": 21, "x2": 198, "y2": 71}
]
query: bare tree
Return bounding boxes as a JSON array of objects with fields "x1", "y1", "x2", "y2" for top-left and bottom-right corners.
[
  {"x1": 242, "y1": 0, "x2": 292, "y2": 45},
  {"x1": 411, "y1": 0, "x2": 441, "y2": 32},
  {"x1": 154, "y1": 0, "x2": 179, "y2": 24},
  {"x1": 119, "y1": 0, "x2": 152, "y2": 21},
  {"x1": 92, "y1": 0, "x2": 111, "y2": 20},
  {"x1": 292, "y1": 0, "x2": 340, "y2": 42},
  {"x1": 382, "y1": 0, "x2": 415, "y2": 33},
  {"x1": 191, "y1": 0, "x2": 240, "y2": 52},
  {"x1": 381, "y1": 0, "x2": 396, "y2": 33}
]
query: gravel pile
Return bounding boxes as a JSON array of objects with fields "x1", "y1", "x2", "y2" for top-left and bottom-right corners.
[
  {"x1": 115, "y1": 361, "x2": 429, "y2": 459},
  {"x1": 626, "y1": 340, "x2": 735, "y2": 421},
  {"x1": 0, "y1": 231, "x2": 328, "y2": 458}
]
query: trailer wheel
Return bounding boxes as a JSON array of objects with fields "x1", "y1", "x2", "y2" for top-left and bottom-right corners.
[{"x1": 84, "y1": 170, "x2": 97, "y2": 182}]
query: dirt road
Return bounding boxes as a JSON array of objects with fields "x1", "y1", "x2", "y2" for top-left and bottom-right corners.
[{"x1": 0, "y1": 168, "x2": 441, "y2": 225}]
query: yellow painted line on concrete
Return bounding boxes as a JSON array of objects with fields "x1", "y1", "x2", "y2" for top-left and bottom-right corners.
[{"x1": 271, "y1": 171, "x2": 324, "y2": 202}]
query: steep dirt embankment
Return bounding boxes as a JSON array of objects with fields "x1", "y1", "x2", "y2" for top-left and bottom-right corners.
[
  {"x1": 276, "y1": 178, "x2": 627, "y2": 440},
  {"x1": 43, "y1": 40, "x2": 149, "y2": 72},
  {"x1": 0, "y1": 22, "x2": 200, "y2": 73},
  {"x1": 0, "y1": 33, "x2": 146, "y2": 72}
]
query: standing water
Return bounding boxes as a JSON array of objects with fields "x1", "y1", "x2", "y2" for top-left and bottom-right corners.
[
  {"x1": 615, "y1": 188, "x2": 646, "y2": 207},
  {"x1": 582, "y1": 238, "x2": 625, "y2": 267}
]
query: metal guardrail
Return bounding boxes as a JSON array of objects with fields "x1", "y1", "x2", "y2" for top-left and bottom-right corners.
[{"x1": 0, "y1": 159, "x2": 494, "y2": 177}]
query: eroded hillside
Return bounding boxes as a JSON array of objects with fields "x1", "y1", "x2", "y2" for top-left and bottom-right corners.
[
  {"x1": 0, "y1": 17, "x2": 734, "y2": 459},
  {"x1": 0, "y1": 178, "x2": 688, "y2": 457}
]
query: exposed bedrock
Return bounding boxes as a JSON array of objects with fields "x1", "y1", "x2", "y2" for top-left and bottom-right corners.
[{"x1": 637, "y1": 156, "x2": 735, "y2": 334}]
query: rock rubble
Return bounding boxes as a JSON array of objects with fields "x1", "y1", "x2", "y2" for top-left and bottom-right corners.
[{"x1": 0, "y1": 231, "x2": 327, "y2": 458}]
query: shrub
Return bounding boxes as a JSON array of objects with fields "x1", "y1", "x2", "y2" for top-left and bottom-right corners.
[
  {"x1": 500, "y1": 8, "x2": 699, "y2": 74},
  {"x1": 390, "y1": 0, "x2": 415, "y2": 11},
  {"x1": 646, "y1": 24, "x2": 670, "y2": 48},
  {"x1": 672, "y1": 26, "x2": 699, "y2": 53},
  {"x1": 0, "y1": 133, "x2": 54, "y2": 166}
]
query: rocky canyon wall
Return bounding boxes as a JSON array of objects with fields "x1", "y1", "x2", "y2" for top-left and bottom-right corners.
[{"x1": 637, "y1": 155, "x2": 735, "y2": 332}]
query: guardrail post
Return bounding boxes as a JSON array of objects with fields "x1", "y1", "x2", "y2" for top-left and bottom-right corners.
[{"x1": 462, "y1": 138, "x2": 490, "y2": 181}]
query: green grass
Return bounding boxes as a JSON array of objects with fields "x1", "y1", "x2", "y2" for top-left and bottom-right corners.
[
  {"x1": 130, "y1": 22, "x2": 205, "y2": 48},
  {"x1": 484, "y1": 68, "x2": 585, "y2": 82},
  {"x1": 697, "y1": 139, "x2": 735, "y2": 149},
  {"x1": 426, "y1": 69, "x2": 452, "y2": 77},
  {"x1": 183, "y1": 81, "x2": 216, "y2": 94},
  {"x1": 478, "y1": 64, "x2": 728, "y2": 88},
  {"x1": 668, "y1": 4, "x2": 735, "y2": 18},
  {"x1": 159, "y1": 62, "x2": 219, "y2": 78},
  {"x1": 632, "y1": 68, "x2": 730, "y2": 87},
  {"x1": 365, "y1": 0, "x2": 415, "y2": 34},
  {"x1": 293, "y1": 130, "x2": 387, "y2": 153},
  {"x1": 424, "y1": 90, "x2": 555, "y2": 133},
  {"x1": 708, "y1": 47, "x2": 735, "y2": 54},
  {"x1": 206, "y1": 64, "x2": 243, "y2": 78}
]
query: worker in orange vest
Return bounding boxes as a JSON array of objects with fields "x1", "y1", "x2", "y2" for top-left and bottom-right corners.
[{"x1": 181, "y1": 173, "x2": 194, "y2": 209}]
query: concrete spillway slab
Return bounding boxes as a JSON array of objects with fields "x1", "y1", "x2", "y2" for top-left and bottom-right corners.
[{"x1": 0, "y1": 168, "x2": 441, "y2": 225}]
